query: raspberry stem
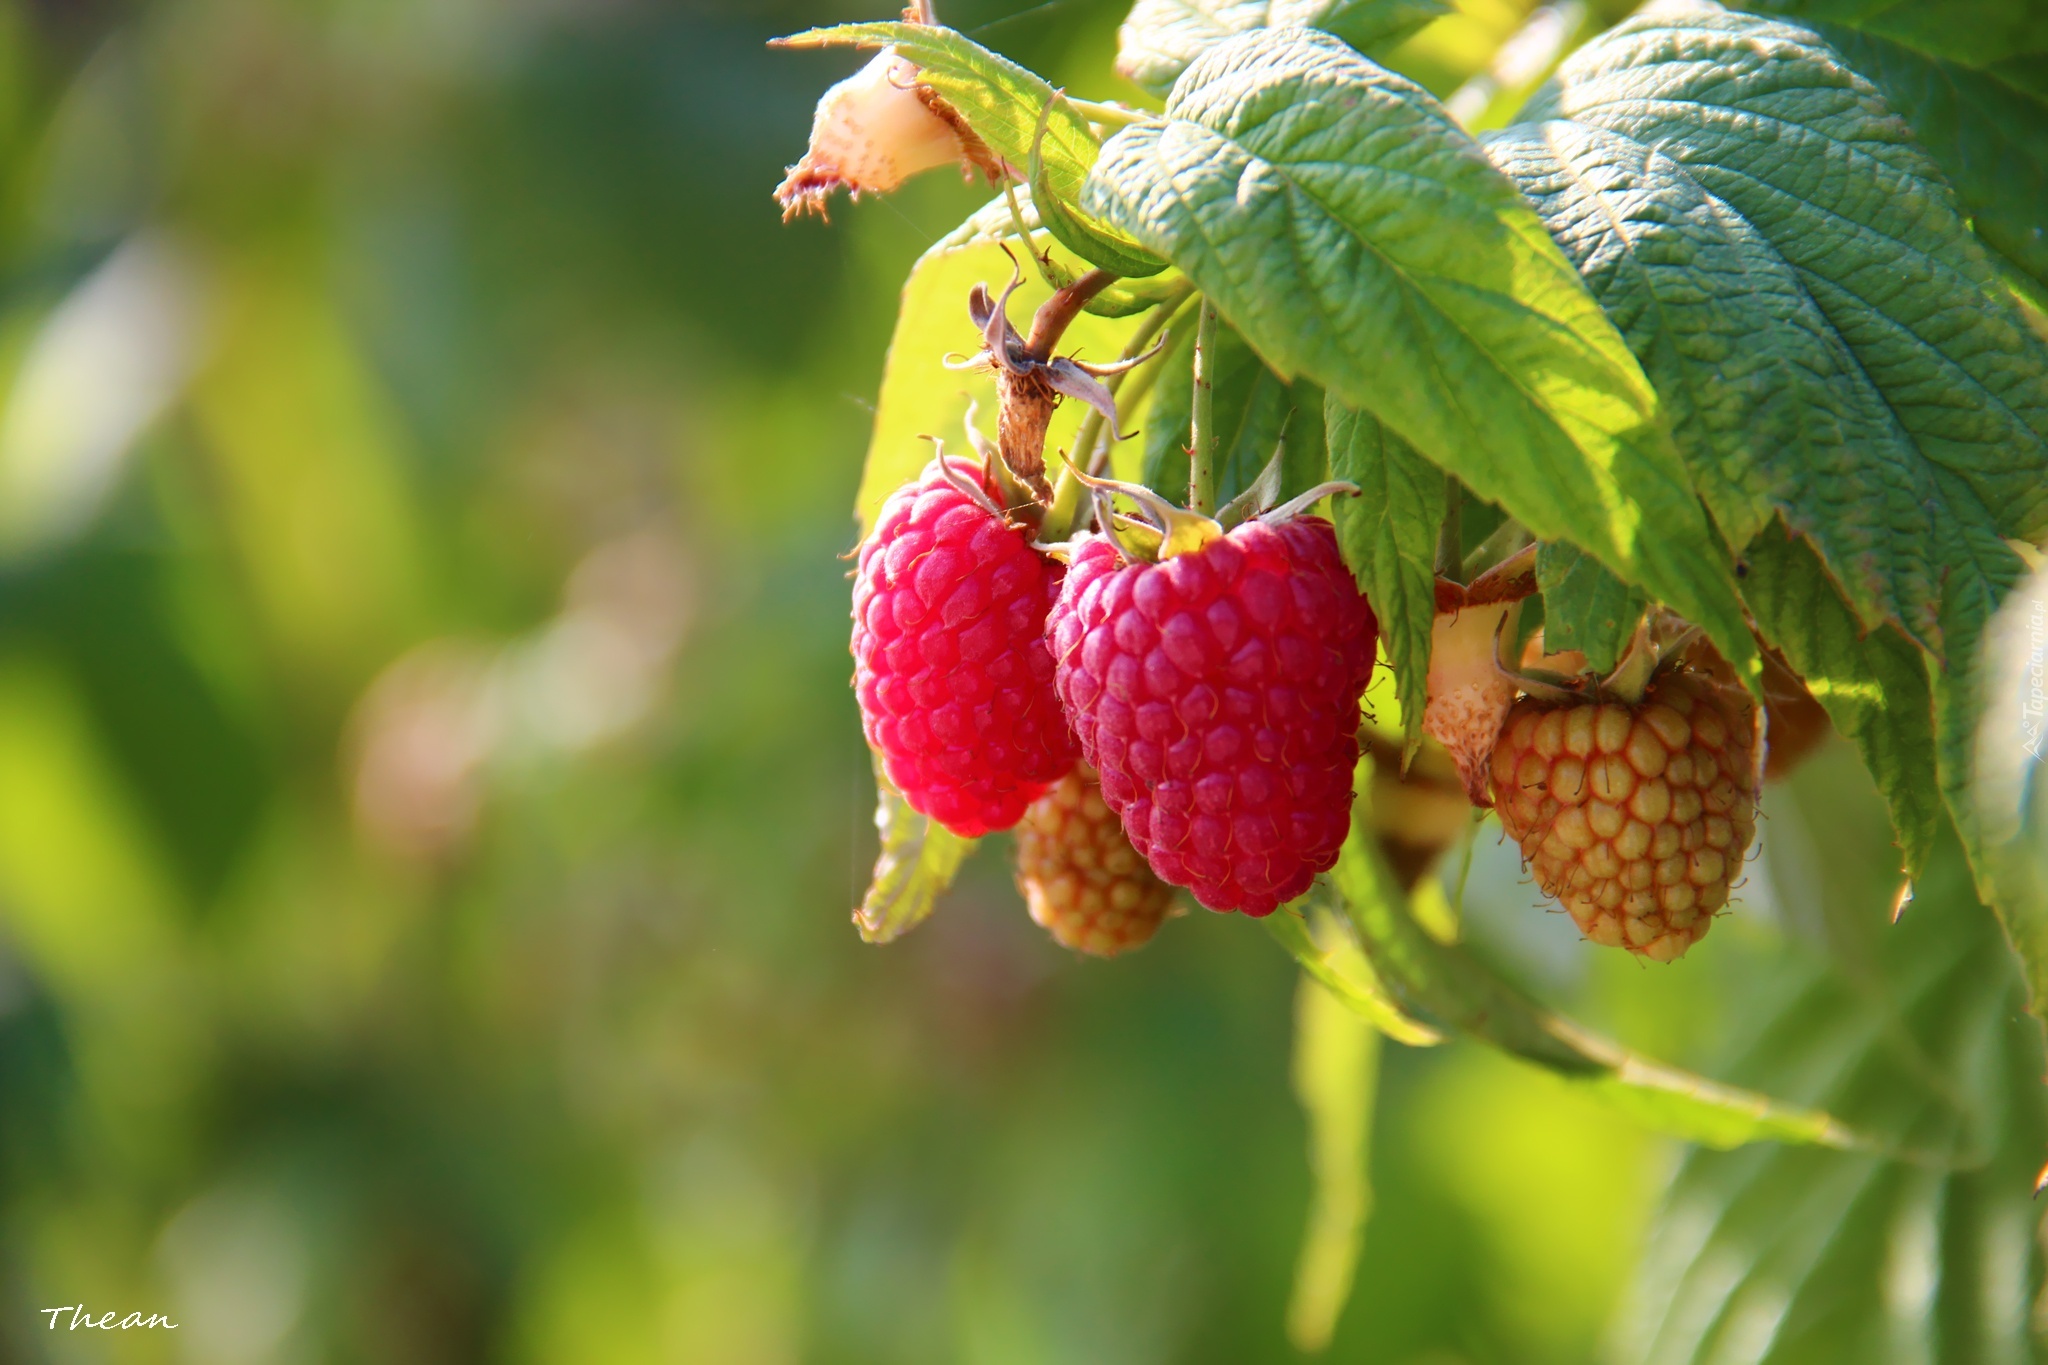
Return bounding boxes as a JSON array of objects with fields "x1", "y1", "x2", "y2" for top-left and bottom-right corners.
[{"x1": 1189, "y1": 299, "x2": 1220, "y2": 515}]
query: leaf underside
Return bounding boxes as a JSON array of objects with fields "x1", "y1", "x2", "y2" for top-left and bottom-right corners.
[
  {"x1": 1084, "y1": 25, "x2": 1759, "y2": 688},
  {"x1": 856, "y1": 755, "x2": 976, "y2": 944}
]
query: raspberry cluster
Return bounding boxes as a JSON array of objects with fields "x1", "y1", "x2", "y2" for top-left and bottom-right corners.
[
  {"x1": 851, "y1": 457, "x2": 1076, "y2": 837},
  {"x1": 1014, "y1": 764, "x2": 1176, "y2": 956},
  {"x1": 1045, "y1": 518, "x2": 1379, "y2": 916},
  {"x1": 1490, "y1": 670, "x2": 1760, "y2": 961}
]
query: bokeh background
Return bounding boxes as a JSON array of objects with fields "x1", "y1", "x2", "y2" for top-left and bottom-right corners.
[{"x1": 0, "y1": 0, "x2": 2036, "y2": 1362}]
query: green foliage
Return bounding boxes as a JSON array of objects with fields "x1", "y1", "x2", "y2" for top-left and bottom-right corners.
[
  {"x1": 1613, "y1": 828, "x2": 2045, "y2": 1365},
  {"x1": 1083, "y1": 26, "x2": 1760, "y2": 686},
  {"x1": 1970, "y1": 561, "x2": 2048, "y2": 1025},
  {"x1": 856, "y1": 757, "x2": 976, "y2": 944},
  {"x1": 1325, "y1": 400, "x2": 1443, "y2": 757},
  {"x1": 1502, "y1": 2, "x2": 2048, "y2": 661},
  {"x1": 1806, "y1": 23, "x2": 2048, "y2": 291},
  {"x1": 1115, "y1": 0, "x2": 1450, "y2": 96},
  {"x1": 1286, "y1": 972, "x2": 1380, "y2": 1353},
  {"x1": 1534, "y1": 541, "x2": 1643, "y2": 675},
  {"x1": 776, "y1": 20, "x2": 1166, "y2": 276}
]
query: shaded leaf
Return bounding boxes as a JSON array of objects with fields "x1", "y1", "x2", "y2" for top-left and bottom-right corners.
[
  {"x1": 1534, "y1": 540, "x2": 1644, "y2": 675},
  {"x1": 1739, "y1": 527, "x2": 1940, "y2": 880},
  {"x1": 1116, "y1": 0, "x2": 1449, "y2": 97},
  {"x1": 1747, "y1": 0, "x2": 2048, "y2": 70},
  {"x1": 1808, "y1": 22, "x2": 2048, "y2": 291},
  {"x1": 856, "y1": 754, "x2": 975, "y2": 944},
  {"x1": 1086, "y1": 27, "x2": 1759, "y2": 686},
  {"x1": 1286, "y1": 971, "x2": 1380, "y2": 1353},
  {"x1": 1325, "y1": 399, "x2": 1442, "y2": 756}
]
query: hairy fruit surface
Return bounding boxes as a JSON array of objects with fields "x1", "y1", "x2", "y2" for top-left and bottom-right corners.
[
  {"x1": 1490, "y1": 670, "x2": 1761, "y2": 962},
  {"x1": 1014, "y1": 764, "x2": 1177, "y2": 956},
  {"x1": 1047, "y1": 517, "x2": 1378, "y2": 916},
  {"x1": 853, "y1": 456, "x2": 1076, "y2": 837}
]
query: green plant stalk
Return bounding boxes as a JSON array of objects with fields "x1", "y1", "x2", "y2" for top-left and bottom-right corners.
[
  {"x1": 1434, "y1": 475, "x2": 1462, "y2": 579},
  {"x1": 1189, "y1": 298, "x2": 1220, "y2": 515}
]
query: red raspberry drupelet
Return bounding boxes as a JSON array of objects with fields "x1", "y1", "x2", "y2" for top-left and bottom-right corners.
[
  {"x1": 852, "y1": 457, "x2": 1076, "y2": 837},
  {"x1": 1046, "y1": 517, "x2": 1378, "y2": 915}
]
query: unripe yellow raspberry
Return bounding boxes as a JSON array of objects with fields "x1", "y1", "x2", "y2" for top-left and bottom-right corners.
[
  {"x1": 1490, "y1": 669, "x2": 1762, "y2": 962},
  {"x1": 1014, "y1": 765, "x2": 1177, "y2": 957}
]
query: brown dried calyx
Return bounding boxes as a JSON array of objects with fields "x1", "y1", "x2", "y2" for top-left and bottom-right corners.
[
  {"x1": 773, "y1": 9, "x2": 1006, "y2": 222},
  {"x1": 947, "y1": 268, "x2": 1159, "y2": 503}
]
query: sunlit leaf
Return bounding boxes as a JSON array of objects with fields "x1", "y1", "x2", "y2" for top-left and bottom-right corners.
[
  {"x1": 856, "y1": 754, "x2": 975, "y2": 944},
  {"x1": 1116, "y1": 0, "x2": 1450, "y2": 97},
  {"x1": 1285, "y1": 970, "x2": 1379, "y2": 1353},
  {"x1": 1969, "y1": 559, "x2": 2048, "y2": 1029},
  {"x1": 1085, "y1": 27, "x2": 1759, "y2": 688},
  {"x1": 1265, "y1": 897, "x2": 1443, "y2": 1046}
]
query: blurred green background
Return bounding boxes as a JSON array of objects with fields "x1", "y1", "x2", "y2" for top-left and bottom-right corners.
[{"x1": 0, "y1": 0, "x2": 2035, "y2": 1362}]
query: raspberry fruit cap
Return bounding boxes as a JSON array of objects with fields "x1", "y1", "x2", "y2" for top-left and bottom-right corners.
[
  {"x1": 1014, "y1": 764, "x2": 1177, "y2": 956},
  {"x1": 852, "y1": 454, "x2": 1077, "y2": 838},
  {"x1": 1490, "y1": 668, "x2": 1761, "y2": 961},
  {"x1": 1422, "y1": 595, "x2": 1517, "y2": 807},
  {"x1": 1047, "y1": 514, "x2": 1379, "y2": 917}
]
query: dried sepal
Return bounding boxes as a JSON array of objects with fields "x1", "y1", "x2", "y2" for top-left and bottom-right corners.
[{"x1": 774, "y1": 47, "x2": 1004, "y2": 222}]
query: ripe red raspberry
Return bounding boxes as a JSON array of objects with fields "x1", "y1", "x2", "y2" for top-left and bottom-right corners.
[
  {"x1": 1490, "y1": 669, "x2": 1761, "y2": 961},
  {"x1": 1046, "y1": 517, "x2": 1378, "y2": 916},
  {"x1": 1014, "y1": 764, "x2": 1177, "y2": 956},
  {"x1": 852, "y1": 456, "x2": 1076, "y2": 837}
]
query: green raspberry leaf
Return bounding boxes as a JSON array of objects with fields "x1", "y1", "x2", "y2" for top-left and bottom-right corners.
[
  {"x1": 775, "y1": 21, "x2": 1167, "y2": 277},
  {"x1": 856, "y1": 755, "x2": 976, "y2": 944},
  {"x1": 1084, "y1": 26, "x2": 1758, "y2": 689},
  {"x1": 1326, "y1": 400, "x2": 1443, "y2": 758},
  {"x1": 1115, "y1": 0, "x2": 1449, "y2": 97},
  {"x1": 1534, "y1": 541, "x2": 1645, "y2": 676},
  {"x1": 1739, "y1": 528, "x2": 1941, "y2": 881},
  {"x1": 1803, "y1": 24, "x2": 2048, "y2": 292},
  {"x1": 1512, "y1": 1, "x2": 2048, "y2": 659}
]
